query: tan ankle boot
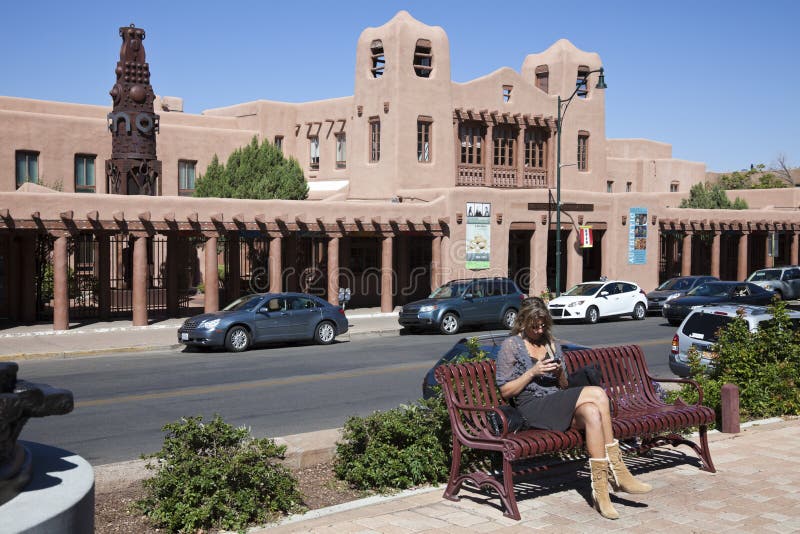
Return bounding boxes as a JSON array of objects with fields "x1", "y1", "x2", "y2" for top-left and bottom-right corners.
[
  {"x1": 589, "y1": 458, "x2": 619, "y2": 520},
  {"x1": 605, "y1": 439, "x2": 652, "y2": 494}
]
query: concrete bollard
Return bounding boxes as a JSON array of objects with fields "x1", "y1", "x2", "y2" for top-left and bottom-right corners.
[{"x1": 721, "y1": 383, "x2": 740, "y2": 433}]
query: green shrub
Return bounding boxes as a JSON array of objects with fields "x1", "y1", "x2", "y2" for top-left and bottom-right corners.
[
  {"x1": 675, "y1": 299, "x2": 800, "y2": 422},
  {"x1": 137, "y1": 415, "x2": 303, "y2": 533}
]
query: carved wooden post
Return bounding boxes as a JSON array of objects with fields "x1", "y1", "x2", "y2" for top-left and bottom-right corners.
[
  {"x1": 269, "y1": 234, "x2": 282, "y2": 293},
  {"x1": 52, "y1": 234, "x2": 69, "y2": 331},
  {"x1": 204, "y1": 235, "x2": 219, "y2": 313},
  {"x1": 681, "y1": 232, "x2": 692, "y2": 276},
  {"x1": 737, "y1": 231, "x2": 749, "y2": 280},
  {"x1": 327, "y1": 235, "x2": 340, "y2": 306},
  {"x1": 381, "y1": 235, "x2": 393, "y2": 313},
  {"x1": 132, "y1": 234, "x2": 149, "y2": 326},
  {"x1": 710, "y1": 230, "x2": 720, "y2": 278}
]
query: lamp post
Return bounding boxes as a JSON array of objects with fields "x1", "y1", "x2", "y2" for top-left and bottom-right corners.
[{"x1": 554, "y1": 67, "x2": 607, "y2": 296}]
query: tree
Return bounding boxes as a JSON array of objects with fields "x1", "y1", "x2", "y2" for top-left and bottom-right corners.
[
  {"x1": 194, "y1": 137, "x2": 308, "y2": 200},
  {"x1": 717, "y1": 163, "x2": 790, "y2": 190},
  {"x1": 775, "y1": 153, "x2": 796, "y2": 187},
  {"x1": 680, "y1": 182, "x2": 748, "y2": 209}
]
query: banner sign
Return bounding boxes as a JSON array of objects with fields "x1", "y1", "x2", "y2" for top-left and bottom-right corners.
[
  {"x1": 628, "y1": 207, "x2": 648, "y2": 264},
  {"x1": 579, "y1": 226, "x2": 593, "y2": 248},
  {"x1": 466, "y1": 202, "x2": 491, "y2": 270}
]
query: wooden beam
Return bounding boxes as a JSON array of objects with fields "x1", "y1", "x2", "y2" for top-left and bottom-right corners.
[
  {"x1": 113, "y1": 211, "x2": 125, "y2": 223},
  {"x1": 187, "y1": 212, "x2": 198, "y2": 223},
  {"x1": 232, "y1": 213, "x2": 244, "y2": 224},
  {"x1": 210, "y1": 213, "x2": 223, "y2": 223},
  {"x1": 163, "y1": 212, "x2": 176, "y2": 223},
  {"x1": 60, "y1": 210, "x2": 74, "y2": 221},
  {"x1": 87, "y1": 210, "x2": 99, "y2": 222},
  {"x1": 138, "y1": 211, "x2": 151, "y2": 222}
]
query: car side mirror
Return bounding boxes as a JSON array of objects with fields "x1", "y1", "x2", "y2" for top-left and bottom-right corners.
[
  {"x1": 600, "y1": 291, "x2": 609, "y2": 297},
  {"x1": 463, "y1": 293, "x2": 473, "y2": 299},
  {"x1": 258, "y1": 307, "x2": 271, "y2": 314}
]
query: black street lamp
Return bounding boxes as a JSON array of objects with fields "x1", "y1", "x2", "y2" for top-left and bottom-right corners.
[{"x1": 554, "y1": 67, "x2": 607, "y2": 296}]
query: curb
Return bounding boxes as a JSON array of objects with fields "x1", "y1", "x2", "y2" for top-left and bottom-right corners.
[{"x1": 0, "y1": 344, "x2": 184, "y2": 362}]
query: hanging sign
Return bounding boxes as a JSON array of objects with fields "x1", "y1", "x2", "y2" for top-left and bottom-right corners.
[
  {"x1": 628, "y1": 207, "x2": 648, "y2": 264},
  {"x1": 465, "y1": 202, "x2": 491, "y2": 270},
  {"x1": 579, "y1": 226, "x2": 593, "y2": 248}
]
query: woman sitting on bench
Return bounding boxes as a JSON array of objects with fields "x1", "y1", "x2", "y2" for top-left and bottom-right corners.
[{"x1": 495, "y1": 297, "x2": 652, "y2": 520}]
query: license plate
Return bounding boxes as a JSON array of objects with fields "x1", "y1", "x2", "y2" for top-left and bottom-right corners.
[{"x1": 181, "y1": 332, "x2": 188, "y2": 341}]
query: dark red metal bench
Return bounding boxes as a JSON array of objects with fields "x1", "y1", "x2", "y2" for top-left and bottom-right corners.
[{"x1": 434, "y1": 344, "x2": 716, "y2": 520}]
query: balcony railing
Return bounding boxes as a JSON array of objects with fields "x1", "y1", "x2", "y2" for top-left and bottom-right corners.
[
  {"x1": 456, "y1": 165, "x2": 548, "y2": 188},
  {"x1": 457, "y1": 164, "x2": 485, "y2": 186}
]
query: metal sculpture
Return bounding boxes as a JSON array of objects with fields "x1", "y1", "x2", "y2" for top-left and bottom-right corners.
[
  {"x1": 106, "y1": 24, "x2": 162, "y2": 195},
  {"x1": 0, "y1": 362, "x2": 74, "y2": 505}
]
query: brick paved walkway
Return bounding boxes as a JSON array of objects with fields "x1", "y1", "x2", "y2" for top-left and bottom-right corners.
[{"x1": 262, "y1": 417, "x2": 800, "y2": 532}]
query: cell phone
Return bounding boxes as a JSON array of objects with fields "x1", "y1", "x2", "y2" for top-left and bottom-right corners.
[{"x1": 548, "y1": 357, "x2": 561, "y2": 365}]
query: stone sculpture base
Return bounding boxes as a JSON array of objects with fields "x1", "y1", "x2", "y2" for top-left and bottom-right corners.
[{"x1": 0, "y1": 441, "x2": 94, "y2": 533}]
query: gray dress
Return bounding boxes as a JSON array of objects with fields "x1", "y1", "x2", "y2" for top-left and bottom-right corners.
[{"x1": 495, "y1": 335, "x2": 584, "y2": 431}]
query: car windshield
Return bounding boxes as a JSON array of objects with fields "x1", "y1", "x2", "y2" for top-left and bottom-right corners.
[
  {"x1": 564, "y1": 283, "x2": 602, "y2": 296},
  {"x1": 430, "y1": 282, "x2": 471, "y2": 298},
  {"x1": 657, "y1": 278, "x2": 693, "y2": 291},
  {"x1": 748, "y1": 269, "x2": 781, "y2": 282},
  {"x1": 222, "y1": 294, "x2": 262, "y2": 311},
  {"x1": 687, "y1": 283, "x2": 731, "y2": 297}
]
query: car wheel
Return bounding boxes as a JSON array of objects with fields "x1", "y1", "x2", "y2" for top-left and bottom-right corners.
[
  {"x1": 439, "y1": 312, "x2": 461, "y2": 335},
  {"x1": 225, "y1": 325, "x2": 251, "y2": 352},
  {"x1": 632, "y1": 302, "x2": 646, "y2": 320},
  {"x1": 502, "y1": 308, "x2": 517, "y2": 329},
  {"x1": 667, "y1": 318, "x2": 681, "y2": 326},
  {"x1": 585, "y1": 306, "x2": 599, "y2": 325},
  {"x1": 773, "y1": 290, "x2": 783, "y2": 301},
  {"x1": 314, "y1": 321, "x2": 337, "y2": 345}
]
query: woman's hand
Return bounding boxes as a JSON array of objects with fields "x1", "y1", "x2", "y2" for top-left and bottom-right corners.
[{"x1": 533, "y1": 358, "x2": 561, "y2": 377}]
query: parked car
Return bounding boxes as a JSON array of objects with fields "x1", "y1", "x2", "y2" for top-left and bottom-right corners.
[
  {"x1": 547, "y1": 280, "x2": 648, "y2": 324},
  {"x1": 661, "y1": 281, "x2": 775, "y2": 325},
  {"x1": 669, "y1": 304, "x2": 800, "y2": 377},
  {"x1": 398, "y1": 277, "x2": 525, "y2": 335},
  {"x1": 746, "y1": 266, "x2": 800, "y2": 300},
  {"x1": 421, "y1": 332, "x2": 589, "y2": 399},
  {"x1": 646, "y1": 276, "x2": 718, "y2": 313},
  {"x1": 178, "y1": 292, "x2": 348, "y2": 352}
]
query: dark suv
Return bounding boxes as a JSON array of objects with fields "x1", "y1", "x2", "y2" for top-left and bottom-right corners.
[{"x1": 399, "y1": 277, "x2": 525, "y2": 335}]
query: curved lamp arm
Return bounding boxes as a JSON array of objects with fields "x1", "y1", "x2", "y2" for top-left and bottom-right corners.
[{"x1": 558, "y1": 67, "x2": 606, "y2": 127}]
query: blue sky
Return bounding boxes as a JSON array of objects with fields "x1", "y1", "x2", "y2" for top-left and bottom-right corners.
[{"x1": 2, "y1": 0, "x2": 798, "y2": 173}]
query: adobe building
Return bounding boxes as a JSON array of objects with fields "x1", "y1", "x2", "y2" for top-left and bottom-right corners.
[{"x1": 0, "y1": 11, "x2": 798, "y2": 329}]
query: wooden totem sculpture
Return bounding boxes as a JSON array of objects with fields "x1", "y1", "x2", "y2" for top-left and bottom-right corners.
[{"x1": 106, "y1": 24, "x2": 162, "y2": 195}]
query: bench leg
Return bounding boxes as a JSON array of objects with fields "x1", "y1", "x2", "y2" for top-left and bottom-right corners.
[
  {"x1": 443, "y1": 439, "x2": 464, "y2": 502},
  {"x1": 500, "y1": 457, "x2": 521, "y2": 520},
  {"x1": 697, "y1": 425, "x2": 716, "y2": 473}
]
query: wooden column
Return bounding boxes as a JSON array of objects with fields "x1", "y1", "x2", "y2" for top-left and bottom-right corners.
[
  {"x1": 98, "y1": 234, "x2": 111, "y2": 320},
  {"x1": 132, "y1": 234, "x2": 149, "y2": 326},
  {"x1": 20, "y1": 234, "x2": 37, "y2": 322},
  {"x1": 166, "y1": 234, "x2": 178, "y2": 316},
  {"x1": 381, "y1": 235, "x2": 393, "y2": 313},
  {"x1": 431, "y1": 235, "x2": 442, "y2": 290},
  {"x1": 484, "y1": 123, "x2": 493, "y2": 186},
  {"x1": 565, "y1": 228, "x2": 582, "y2": 289},
  {"x1": 737, "y1": 232, "x2": 749, "y2": 281},
  {"x1": 765, "y1": 231, "x2": 773, "y2": 268},
  {"x1": 327, "y1": 236, "x2": 339, "y2": 305},
  {"x1": 53, "y1": 234, "x2": 69, "y2": 331},
  {"x1": 791, "y1": 230, "x2": 799, "y2": 266},
  {"x1": 516, "y1": 125, "x2": 525, "y2": 187},
  {"x1": 440, "y1": 233, "x2": 451, "y2": 285},
  {"x1": 204, "y1": 235, "x2": 219, "y2": 313},
  {"x1": 529, "y1": 229, "x2": 547, "y2": 296},
  {"x1": 397, "y1": 235, "x2": 409, "y2": 305},
  {"x1": 710, "y1": 230, "x2": 721, "y2": 278},
  {"x1": 681, "y1": 232, "x2": 692, "y2": 276},
  {"x1": 269, "y1": 234, "x2": 282, "y2": 293}
]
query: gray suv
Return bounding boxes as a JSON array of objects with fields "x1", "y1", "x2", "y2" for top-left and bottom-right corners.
[
  {"x1": 398, "y1": 277, "x2": 525, "y2": 335},
  {"x1": 668, "y1": 304, "x2": 800, "y2": 377}
]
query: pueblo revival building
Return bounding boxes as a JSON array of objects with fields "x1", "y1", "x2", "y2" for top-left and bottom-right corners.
[{"x1": 0, "y1": 11, "x2": 798, "y2": 329}]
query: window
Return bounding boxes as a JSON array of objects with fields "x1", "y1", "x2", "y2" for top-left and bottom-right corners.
[
  {"x1": 626, "y1": 182, "x2": 632, "y2": 192},
  {"x1": 413, "y1": 39, "x2": 432, "y2": 78},
  {"x1": 606, "y1": 181, "x2": 614, "y2": 193},
  {"x1": 74, "y1": 154, "x2": 96, "y2": 193},
  {"x1": 15, "y1": 150, "x2": 38, "y2": 188},
  {"x1": 335, "y1": 133, "x2": 346, "y2": 168},
  {"x1": 493, "y1": 125, "x2": 516, "y2": 166},
  {"x1": 459, "y1": 122, "x2": 483, "y2": 164},
  {"x1": 670, "y1": 182, "x2": 679, "y2": 192},
  {"x1": 274, "y1": 136, "x2": 283, "y2": 152},
  {"x1": 74, "y1": 234, "x2": 95, "y2": 271},
  {"x1": 370, "y1": 40, "x2": 385, "y2": 78},
  {"x1": 309, "y1": 136, "x2": 320, "y2": 170},
  {"x1": 369, "y1": 118, "x2": 381, "y2": 162},
  {"x1": 417, "y1": 117, "x2": 432, "y2": 163},
  {"x1": 178, "y1": 160, "x2": 196, "y2": 196},
  {"x1": 577, "y1": 65, "x2": 590, "y2": 98},
  {"x1": 535, "y1": 65, "x2": 549, "y2": 93},
  {"x1": 524, "y1": 128, "x2": 547, "y2": 168},
  {"x1": 502, "y1": 85, "x2": 512, "y2": 103},
  {"x1": 577, "y1": 132, "x2": 589, "y2": 171}
]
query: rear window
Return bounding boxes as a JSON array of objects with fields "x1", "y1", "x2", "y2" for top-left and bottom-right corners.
[{"x1": 681, "y1": 313, "x2": 735, "y2": 343}]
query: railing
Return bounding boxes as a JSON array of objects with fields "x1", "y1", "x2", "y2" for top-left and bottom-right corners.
[{"x1": 456, "y1": 165, "x2": 549, "y2": 189}]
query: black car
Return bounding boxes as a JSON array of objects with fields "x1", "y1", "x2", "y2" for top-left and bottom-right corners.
[
  {"x1": 646, "y1": 276, "x2": 718, "y2": 313},
  {"x1": 421, "y1": 332, "x2": 588, "y2": 399},
  {"x1": 661, "y1": 281, "x2": 775, "y2": 325}
]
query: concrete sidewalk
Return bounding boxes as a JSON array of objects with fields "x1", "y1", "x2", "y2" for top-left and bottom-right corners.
[
  {"x1": 260, "y1": 417, "x2": 800, "y2": 533},
  {"x1": 0, "y1": 307, "x2": 401, "y2": 361}
]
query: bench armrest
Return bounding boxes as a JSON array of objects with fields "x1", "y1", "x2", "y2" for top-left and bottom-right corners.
[
  {"x1": 647, "y1": 375, "x2": 704, "y2": 405},
  {"x1": 448, "y1": 401, "x2": 510, "y2": 437}
]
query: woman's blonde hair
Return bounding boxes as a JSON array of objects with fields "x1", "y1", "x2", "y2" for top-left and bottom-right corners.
[{"x1": 510, "y1": 296, "x2": 554, "y2": 344}]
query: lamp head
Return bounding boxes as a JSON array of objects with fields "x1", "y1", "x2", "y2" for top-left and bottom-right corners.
[{"x1": 595, "y1": 68, "x2": 607, "y2": 90}]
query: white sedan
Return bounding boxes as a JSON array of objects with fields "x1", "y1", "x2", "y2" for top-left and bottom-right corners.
[{"x1": 548, "y1": 280, "x2": 648, "y2": 324}]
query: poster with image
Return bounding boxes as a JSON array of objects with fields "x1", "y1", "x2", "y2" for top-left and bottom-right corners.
[
  {"x1": 466, "y1": 202, "x2": 491, "y2": 270},
  {"x1": 628, "y1": 207, "x2": 647, "y2": 264}
]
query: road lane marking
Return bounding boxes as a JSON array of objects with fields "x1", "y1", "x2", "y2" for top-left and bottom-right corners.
[{"x1": 76, "y1": 361, "x2": 432, "y2": 408}]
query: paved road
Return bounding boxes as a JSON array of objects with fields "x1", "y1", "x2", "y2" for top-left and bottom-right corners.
[{"x1": 17, "y1": 316, "x2": 675, "y2": 465}]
